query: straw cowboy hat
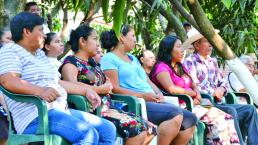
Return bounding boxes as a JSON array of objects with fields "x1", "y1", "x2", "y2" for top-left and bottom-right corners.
[{"x1": 182, "y1": 28, "x2": 219, "y2": 49}]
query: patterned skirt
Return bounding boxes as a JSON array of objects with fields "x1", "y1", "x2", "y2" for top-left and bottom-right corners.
[
  {"x1": 194, "y1": 106, "x2": 240, "y2": 145},
  {"x1": 100, "y1": 96, "x2": 157, "y2": 138}
]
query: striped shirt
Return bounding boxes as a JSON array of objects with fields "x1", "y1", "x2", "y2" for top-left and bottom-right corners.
[{"x1": 0, "y1": 43, "x2": 67, "y2": 134}]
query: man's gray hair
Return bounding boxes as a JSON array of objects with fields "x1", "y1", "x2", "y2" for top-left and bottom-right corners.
[{"x1": 239, "y1": 55, "x2": 254, "y2": 64}]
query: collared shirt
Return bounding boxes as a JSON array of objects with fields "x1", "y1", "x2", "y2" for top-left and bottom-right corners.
[
  {"x1": 0, "y1": 43, "x2": 67, "y2": 134},
  {"x1": 183, "y1": 52, "x2": 228, "y2": 96}
]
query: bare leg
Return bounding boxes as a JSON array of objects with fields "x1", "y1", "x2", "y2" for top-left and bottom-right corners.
[
  {"x1": 0, "y1": 139, "x2": 7, "y2": 145},
  {"x1": 124, "y1": 131, "x2": 147, "y2": 145},
  {"x1": 143, "y1": 134, "x2": 155, "y2": 145},
  {"x1": 170, "y1": 125, "x2": 195, "y2": 145},
  {"x1": 157, "y1": 115, "x2": 183, "y2": 145}
]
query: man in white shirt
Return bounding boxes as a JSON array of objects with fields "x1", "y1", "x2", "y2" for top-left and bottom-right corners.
[{"x1": 0, "y1": 12, "x2": 116, "y2": 145}]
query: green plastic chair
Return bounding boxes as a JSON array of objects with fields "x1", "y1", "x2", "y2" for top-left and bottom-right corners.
[
  {"x1": 226, "y1": 92, "x2": 253, "y2": 105},
  {"x1": 67, "y1": 94, "x2": 90, "y2": 112},
  {"x1": 67, "y1": 93, "x2": 140, "y2": 145},
  {"x1": 0, "y1": 86, "x2": 70, "y2": 145},
  {"x1": 67, "y1": 93, "x2": 140, "y2": 115},
  {"x1": 162, "y1": 92, "x2": 208, "y2": 145}
]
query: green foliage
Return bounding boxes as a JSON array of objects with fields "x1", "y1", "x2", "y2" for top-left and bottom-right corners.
[
  {"x1": 221, "y1": 0, "x2": 231, "y2": 9},
  {"x1": 112, "y1": 0, "x2": 126, "y2": 38},
  {"x1": 90, "y1": 23, "x2": 109, "y2": 36},
  {"x1": 101, "y1": 0, "x2": 109, "y2": 23},
  {"x1": 201, "y1": 0, "x2": 257, "y2": 57},
  {"x1": 52, "y1": 17, "x2": 62, "y2": 32}
]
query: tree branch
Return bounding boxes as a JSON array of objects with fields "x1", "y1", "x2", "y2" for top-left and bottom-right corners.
[
  {"x1": 143, "y1": 0, "x2": 187, "y2": 41},
  {"x1": 187, "y1": 0, "x2": 235, "y2": 59},
  {"x1": 169, "y1": 0, "x2": 200, "y2": 31}
]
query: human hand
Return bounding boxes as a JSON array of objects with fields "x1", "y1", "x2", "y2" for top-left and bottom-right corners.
[
  {"x1": 142, "y1": 93, "x2": 162, "y2": 103},
  {"x1": 193, "y1": 98, "x2": 201, "y2": 105},
  {"x1": 186, "y1": 90, "x2": 197, "y2": 97},
  {"x1": 99, "y1": 81, "x2": 113, "y2": 94},
  {"x1": 214, "y1": 87, "x2": 225, "y2": 102},
  {"x1": 85, "y1": 87, "x2": 101, "y2": 110},
  {"x1": 38, "y1": 87, "x2": 60, "y2": 103},
  {"x1": 156, "y1": 92, "x2": 164, "y2": 103}
]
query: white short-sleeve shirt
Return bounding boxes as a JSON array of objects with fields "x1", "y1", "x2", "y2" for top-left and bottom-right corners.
[{"x1": 0, "y1": 43, "x2": 67, "y2": 134}]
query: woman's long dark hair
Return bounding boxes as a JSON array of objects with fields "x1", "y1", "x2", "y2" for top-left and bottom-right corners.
[
  {"x1": 68, "y1": 25, "x2": 94, "y2": 52},
  {"x1": 150, "y1": 35, "x2": 188, "y2": 77},
  {"x1": 100, "y1": 25, "x2": 132, "y2": 52}
]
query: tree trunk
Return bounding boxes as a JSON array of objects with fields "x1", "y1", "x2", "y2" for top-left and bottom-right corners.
[
  {"x1": 60, "y1": 0, "x2": 68, "y2": 41},
  {"x1": 158, "y1": 14, "x2": 166, "y2": 32},
  {"x1": 143, "y1": 0, "x2": 187, "y2": 41},
  {"x1": 0, "y1": 0, "x2": 26, "y2": 27},
  {"x1": 159, "y1": 7, "x2": 186, "y2": 41},
  {"x1": 80, "y1": 1, "x2": 99, "y2": 25},
  {"x1": 187, "y1": 0, "x2": 234, "y2": 59},
  {"x1": 186, "y1": 0, "x2": 258, "y2": 105},
  {"x1": 169, "y1": 0, "x2": 200, "y2": 31},
  {"x1": 60, "y1": 8, "x2": 68, "y2": 41},
  {"x1": 142, "y1": 27, "x2": 153, "y2": 50}
]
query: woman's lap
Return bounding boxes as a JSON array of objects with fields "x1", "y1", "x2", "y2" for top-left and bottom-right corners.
[{"x1": 146, "y1": 102, "x2": 197, "y2": 130}]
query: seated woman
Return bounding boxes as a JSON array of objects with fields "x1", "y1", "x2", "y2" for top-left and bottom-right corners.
[
  {"x1": 137, "y1": 50, "x2": 156, "y2": 76},
  {"x1": 93, "y1": 46, "x2": 103, "y2": 64},
  {"x1": 0, "y1": 27, "x2": 12, "y2": 145},
  {"x1": 59, "y1": 25, "x2": 156, "y2": 145},
  {"x1": 0, "y1": 12, "x2": 116, "y2": 145},
  {"x1": 100, "y1": 25, "x2": 197, "y2": 145},
  {"x1": 42, "y1": 32, "x2": 64, "y2": 71},
  {"x1": 149, "y1": 35, "x2": 240, "y2": 144}
]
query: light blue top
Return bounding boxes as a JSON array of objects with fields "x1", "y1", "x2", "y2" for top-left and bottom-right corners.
[{"x1": 100, "y1": 52, "x2": 154, "y2": 93}]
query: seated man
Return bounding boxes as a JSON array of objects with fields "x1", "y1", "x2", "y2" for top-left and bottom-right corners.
[
  {"x1": 183, "y1": 28, "x2": 258, "y2": 145},
  {"x1": 228, "y1": 55, "x2": 256, "y2": 92},
  {"x1": 0, "y1": 12, "x2": 116, "y2": 145}
]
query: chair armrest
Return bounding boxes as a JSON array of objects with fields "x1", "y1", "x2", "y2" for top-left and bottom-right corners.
[
  {"x1": 137, "y1": 98, "x2": 148, "y2": 120},
  {"x1": 0, "y1": 86, "x2": 49, "y2": 135},
  {"x1": 67, "y1": 94, "x2": 90, "y2": 112},
  {"x1": 163, "y1": 93, "x2": 194, "y2": 111},
  {"x1": 200, "y1": 93, "x2": 214, "y2": 104},
  {"x1": 233, "y1": 92, "x2": 253, "y2": 105},
  {"x1": 110, "y1": 93, "x2": 140, "y2": 116},
  {"x1": 225, "y1": 92, "x2": 237, "y2": 104}
]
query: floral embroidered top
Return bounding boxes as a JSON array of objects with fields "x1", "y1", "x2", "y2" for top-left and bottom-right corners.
[
  {"x1": 183, "y1": 52, "x2": 228, "y2": 96},
  {"x1": 60, "y1": 55, "x2": 105, "y2": 86},
  {"x1": 59, "y1": 55, "x2": 157, "y2": 138}
]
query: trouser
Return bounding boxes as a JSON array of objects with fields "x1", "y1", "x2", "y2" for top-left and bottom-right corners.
[
  {"x1": 216, "y1": 104, "x2": 258, "y2": 145},
  {"x1": 23, "y1": 109, "x2": 116, "y2": 145}
]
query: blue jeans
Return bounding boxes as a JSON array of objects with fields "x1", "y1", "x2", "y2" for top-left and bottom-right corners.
[
  {"x1": 23, "y1": 109, "x2": 116, "y2": 145},
  {"x1": 216, "y1": 104, "x2": 258, "y2": 145}
]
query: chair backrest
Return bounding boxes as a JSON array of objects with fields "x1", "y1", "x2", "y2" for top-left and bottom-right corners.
[{"x1": 0, "y1": 86, "x2": 49, "y2": 135}]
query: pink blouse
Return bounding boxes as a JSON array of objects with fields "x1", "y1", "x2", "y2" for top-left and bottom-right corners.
[{"x1": 151, "y1": 62, "x2": 192, "y2": 91}]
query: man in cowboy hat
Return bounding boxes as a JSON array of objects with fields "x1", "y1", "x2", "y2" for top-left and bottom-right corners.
[{"x1": 183, "y1": 28, "x2": 258, "y2": 145}]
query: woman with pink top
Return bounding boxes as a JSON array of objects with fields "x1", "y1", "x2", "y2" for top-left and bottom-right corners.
[{"x1": 150, "y1": 35, "x2": 240, "y2": 145}]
